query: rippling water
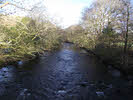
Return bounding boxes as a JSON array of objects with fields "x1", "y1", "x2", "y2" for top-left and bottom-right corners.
[{"x1": 0, "y1": 43, "x2": 132, "y2": 100}]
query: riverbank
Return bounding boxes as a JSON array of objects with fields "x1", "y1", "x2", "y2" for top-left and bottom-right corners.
[
  {"x1": 0, "y1": 43, "x2": 61, "y2": 68},
  {"x1": 0, "y1": 15, "x2": 62, "y2": 68},
  {"x1": 86, "y1": 48, "x2": 133, "y2": 77},
  {"x1": 65, "y1": 41, "x2": 133, "y2": 77}
]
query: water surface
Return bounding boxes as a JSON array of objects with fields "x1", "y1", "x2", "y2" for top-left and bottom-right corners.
[{"x1": 0, "y1": 43, "x2": 132, "y2": 100}]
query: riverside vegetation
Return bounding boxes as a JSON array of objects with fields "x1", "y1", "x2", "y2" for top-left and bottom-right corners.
[
  {"x1": 0, "y1": 4, "x2": 62, "y2": 66},
  {"x1": 64, "y1": 0, "x2": 133, "y2": 75}
]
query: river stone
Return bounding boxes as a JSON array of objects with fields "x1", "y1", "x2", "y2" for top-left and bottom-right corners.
[
  {"x1": 18, "y1": 61, "x2": 24, "y2": 68},
  {"x1": 1, "y1": 67, "x2": 9, "y2": 72},
  {"x1": 57, "y1": 90, "x2": 67, "y2": 96},
  {"x1": 1, "y1": 66, "x2": 15, "y2": 72},
  {"x1": 96, "y1": 91, "x2": 105, "y2": 97},
  {"x1": 18, "y1": 61, "x2": 23, "y2": 65},
  {"x1": 0, "y1": 66, "x2": 15, "y2": 83}
]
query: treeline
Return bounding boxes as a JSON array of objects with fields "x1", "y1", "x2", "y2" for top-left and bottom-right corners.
[
  {"x1": 0, "y1": 1, "x2": 62, "y2": 66},
  {"x1": 65, "y1": 0, "x2": 133, "y2": 73}
]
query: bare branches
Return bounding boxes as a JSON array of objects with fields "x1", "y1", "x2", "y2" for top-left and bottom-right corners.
[
  {"x1": 9, "y1": 2, "x2": 32, "y2": 11},
  {"x1": 0, "y1": 2, "x2": 9, "y2": 8}
]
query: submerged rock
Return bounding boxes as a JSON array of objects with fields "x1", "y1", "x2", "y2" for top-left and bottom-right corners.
[
  {"x1": 18, "y1": 61, "x2": 23, "y2": 66},
  {"x1": 57, "y1": 90, "x2": 67, "y2": 96},
  {"x1": 96, "y1": 91, "x2": 105, "y2": 97},
  {"x1": 1, "y1": 66, "x2": 15, "y2": 72},
  {"x1": 0, "y1": 66, "x2": 15, "y2": 83},
  {"x1": 58, "y1": 90, "x2": 66, "y2": 94},
  {"x1": 16, "y1": 88, "x2": 33, "y2": 100},
  {"x1": 18, "y1": 61, "x2": 24, "y2": 68}
]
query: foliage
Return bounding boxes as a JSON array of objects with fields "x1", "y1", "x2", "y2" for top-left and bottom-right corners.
[
  {"x1": 0, "y1": 16, "x2": 61, "y2": 65},
  {"x1": 65, "y1": 0, "x2": 133, "y2": 70}
]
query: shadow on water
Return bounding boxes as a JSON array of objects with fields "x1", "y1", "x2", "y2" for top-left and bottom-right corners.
[{"x1": 0, "y1": 43, "x2": 133, "y2": 100}]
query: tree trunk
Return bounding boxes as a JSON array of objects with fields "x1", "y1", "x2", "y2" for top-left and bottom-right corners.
[{"x1": 123, "y1": 5, "x2": 130, "y2": 68}]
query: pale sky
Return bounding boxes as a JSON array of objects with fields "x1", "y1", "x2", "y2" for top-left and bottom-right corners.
[
  {"x1": 0, "y1": 0, "x2": 93, "y2": 28},
  {"x1": 1, "y1": 0, "x2": 133, "y2": 28},
  {"x1": 44, "y1": 0, "x2": 93, "y2": 28}
]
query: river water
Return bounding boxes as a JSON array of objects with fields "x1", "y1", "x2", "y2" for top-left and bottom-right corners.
[{"x1": 0, "y1": 43, "x2": 133, "y2": 100}]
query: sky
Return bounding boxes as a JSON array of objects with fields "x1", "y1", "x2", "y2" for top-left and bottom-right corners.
[
  {"x1": 0, "y1": 0, "x2": 93, "y2": 28},
  {"x1": 44, "y1": 0, "x2": 93, "y2": 28},
  {"x1": 2, "y1": 0, "x2": 133, "y2": 28}
]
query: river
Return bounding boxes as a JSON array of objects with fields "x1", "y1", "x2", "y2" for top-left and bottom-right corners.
[{"x1": 0, "y1": 43, "x2": 133, "y2": 100}]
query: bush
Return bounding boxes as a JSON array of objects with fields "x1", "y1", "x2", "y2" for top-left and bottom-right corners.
[{"x1": 0, "y1": 17, "x2": 61, "y2": 66}]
